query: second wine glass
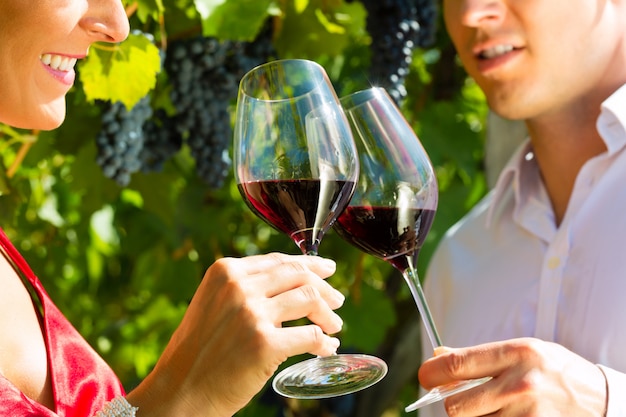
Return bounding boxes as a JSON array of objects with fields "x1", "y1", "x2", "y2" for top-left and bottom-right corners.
[
  {"x1": 333, "y1": 87, "x2": 491, "y2": 412},
  {"x1": 233, "y1": 59, "x2": 388, "y2": 399}
]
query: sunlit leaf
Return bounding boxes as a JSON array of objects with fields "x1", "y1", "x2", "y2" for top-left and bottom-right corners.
[
  {"x1": 194, "y1": 0, "x2": 273, "y2": 41},
  {"x1": 338, "y1": 283, "x2": 396, "y2": 352},
  {"x1": 294, "y1": 0, "x2": 309, "y2": 13},
  {"x1": 79, "y1": 33, "x2": 161, "y2": 109},
  {"x1": 134, "y1": 0, "x2": 165, "y2": 23}
]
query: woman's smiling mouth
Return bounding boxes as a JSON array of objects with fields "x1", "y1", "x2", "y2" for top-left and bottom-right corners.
[
  {"x1": 40, "y1": 53, "x2": 78, "y2": 72},
  {"x1": 40, "y1": 53, "x2": 80, "y2": 86}
]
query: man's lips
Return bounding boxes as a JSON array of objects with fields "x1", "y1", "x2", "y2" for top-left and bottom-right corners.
[
  {"x1": 470, "y1": 42, "x2": 524, "y2": 74},
  {"x1": 477, "y1": 44, "x2": 516, "y2": 59}
]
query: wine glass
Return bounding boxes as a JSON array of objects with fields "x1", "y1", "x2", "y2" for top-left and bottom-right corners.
[
  {"x1": 233, "y1": 59, "x2": 388, "y2": 399},
  {"x1": 333, "y1": 87, "x2": 491, "y2": 412}
]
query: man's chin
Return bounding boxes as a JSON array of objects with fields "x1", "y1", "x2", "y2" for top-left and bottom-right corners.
[{"x1": 487, "y1": 102, "x2": 529, "y2": 122}]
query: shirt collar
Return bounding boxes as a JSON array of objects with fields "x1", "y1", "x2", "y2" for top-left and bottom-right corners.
[
  {"x1": 597, "y1": 83, "x2": 626, "y2": 156},
  {"x1": 485, "y1": 139, "x2": 531, "y2": 227},
  {"x1": 485, "y1": 82, "x2": 626, "y2": 227}
]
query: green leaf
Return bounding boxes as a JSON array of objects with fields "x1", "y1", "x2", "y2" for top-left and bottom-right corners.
[
  {"x1": 274, "y1": 1, "x2": 363, "y2": 58},
  {"x1": 135, "y1": 0, "x2": 165, "y2": 23},
  {"x1": 338, "y1": 283, "x2": 396, "y2": 352},
  {"x1": 194, "y1": 0, "x2": 273, "y2": 41},
  {"x1": 294, "y1": 0, "x2": 309, "y2": 14},
  {"x1": 314, "y1": 8, "x2": 345, "y2": 35},
  {"x1": 79, "y1": 33, "x2": 161, "y2": 109}
]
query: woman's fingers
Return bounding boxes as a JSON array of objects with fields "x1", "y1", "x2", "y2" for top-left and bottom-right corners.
[
  {"x1": 214, "y1": 254, "x2": 344, "y2": 309},
  {"x1": 271, "y1": 325, "x2": 341, "y2": 358},
  {"x1": 228, "y1": 252, "x2": 337, "y2": 279},
  {"x1": 269, "y1": 284, "x2": 344, "y2": 334}
]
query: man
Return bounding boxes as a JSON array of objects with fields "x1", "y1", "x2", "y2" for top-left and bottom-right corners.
[{"x1": 418, "y1": 0, "x2": 626, "y2": 416}]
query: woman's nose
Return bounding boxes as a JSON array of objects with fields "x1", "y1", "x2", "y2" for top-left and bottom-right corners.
[{"x1": 81, "y1": 0, "x2": 130, "y2": 43}]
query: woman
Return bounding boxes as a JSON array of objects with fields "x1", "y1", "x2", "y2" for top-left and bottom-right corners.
[{"x1": 0, "y1": 1, "x2": 345, "y2": 416}]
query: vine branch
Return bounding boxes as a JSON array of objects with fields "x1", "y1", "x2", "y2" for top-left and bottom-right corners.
[{"x1": 7, "y1": 131, "x2": 38, "y2": 179}]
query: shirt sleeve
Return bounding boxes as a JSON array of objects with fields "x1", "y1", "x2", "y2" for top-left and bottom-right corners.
[{"x1": 598, "y1": 365, "x2": 626, "y2": 417}]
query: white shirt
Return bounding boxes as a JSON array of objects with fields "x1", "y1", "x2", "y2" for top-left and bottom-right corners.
[{"x1": 420, "y1": 83, "x2": 626, "y2": 417}]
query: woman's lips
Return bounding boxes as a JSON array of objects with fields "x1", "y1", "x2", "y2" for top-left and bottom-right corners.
[
  {"x1": 41, "y1": 63, "x2": 76, "y2": 86},
  {"x1": 40, "y1": 53, "x2": 80, "y2": 86}
]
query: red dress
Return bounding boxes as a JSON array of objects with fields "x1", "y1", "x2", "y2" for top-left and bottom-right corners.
[{"x1": 0, "y1": 228, "x2": 124, "y2": 416}]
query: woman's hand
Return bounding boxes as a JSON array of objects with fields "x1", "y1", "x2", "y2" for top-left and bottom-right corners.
[
  {"x1": 127, "y1": 252, "x2": 345, "y2": 417},
  {"x1": 418, "y1": 337, "x2": 607, "y2": 417}
]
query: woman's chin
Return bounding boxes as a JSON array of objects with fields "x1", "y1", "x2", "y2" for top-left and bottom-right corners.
[
  {"x1": 0, "y1": 103, "x2": 66, "y2": 131},
  {"x1": 39, "y1": 103, "x2": 67, "y2": 130}
]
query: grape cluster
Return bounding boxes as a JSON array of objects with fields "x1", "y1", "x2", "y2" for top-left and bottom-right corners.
[
  {"x1": 164, "y1": 22, "x2": 276, "y2": 188},
  {"x1": 164, "y1": 37, "x2": 237, "y2": 189},
  {"x1": 358, "y1": 0, "x2": 438, "y2": 104},
  {"x1": 414, "y1": 0, "x2": 438, "y2": 49},
  {"x1": 94, "y1": 24, "x2": 275, "y2": 188},
  {"x1": 139, "y1": 110, "x2": 183, "y2": 173},
  {"x1": 96, "y1": 96, "x2": 153, "y2": 186}
]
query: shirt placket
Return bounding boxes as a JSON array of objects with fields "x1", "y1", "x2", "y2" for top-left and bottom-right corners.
[
  {"x1": 512, "y1": 166, "x2": 563, "y2": 342},
  {"x1": 534, "y1": 230, "x2": 569, "y2": 341},
  {"x1": 531, "y1": 158, "x2": 597, "y2": 342}
]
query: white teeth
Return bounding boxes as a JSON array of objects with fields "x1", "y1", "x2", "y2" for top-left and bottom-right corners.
[
  {"x1": 481, "y1": 44, "x2": 514, "y2": 59},
  {"x1": 40, "y1": 53, "x2": 78, "y2": 71}
]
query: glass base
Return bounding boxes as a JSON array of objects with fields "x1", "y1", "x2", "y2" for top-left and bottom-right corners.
[
  {"x1": 405, "y1": 376, "x2": 492, "y2": 412},
  {"x1": 272, "y1": 354, "x2": 388, "y2": 399}
]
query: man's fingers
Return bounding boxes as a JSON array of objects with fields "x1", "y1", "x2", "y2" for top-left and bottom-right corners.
[
  {"x1": 441, "y1": 377, "x2": 501, "y2": 417},
  {"x1": 420, "y1": 338, "x2": 544, "y2": 389},
  {"x1": 419, "y1": 342, "x2": 507, "y2": 389}
]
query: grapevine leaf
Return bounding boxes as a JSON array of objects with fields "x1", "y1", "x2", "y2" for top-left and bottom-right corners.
[
  {"x1": 79, "y1": 33, "x2": 161, "y2": 109},
  {"x1": 194, "y1": 0, "x2": 226, "y2": 16},
  {"x1": 314, "y1": 9, "x2": 345, "y2": 34},
  {"x1": 135, "y1": 0, "x2": 165, "y2": 23},
  {"x1": 294, "y1": 0, "x2": 309, "y2": 13},
  {"x1": 69, "y1": 142, "x2": 121, "y2": 214},
  {"x1": 274, "y1": 1, "x2": 362, "y2": 58},
  {"x1": 338, "y1": 283, "x2": 396, "y2": 352},
  {"x1": 194, "y1": 0, "x2": 273, "y2": 41}
]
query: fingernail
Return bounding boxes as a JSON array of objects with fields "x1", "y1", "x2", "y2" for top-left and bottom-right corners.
[
  {"x1": 433, "y1": 346, "x2": 451, "y2": 356},
  {"x1": 320, "y1": 258, "x2": 336, "y2": 270},
  {"x1": 330, "y1": 337, "x2": 341, "y2": 353},
  {"x1": 332, "y1": 288, "x2": 345, "y2": 306},
  {"x1": 332, "y1": 313, "x2": 344, "y2": 332}
]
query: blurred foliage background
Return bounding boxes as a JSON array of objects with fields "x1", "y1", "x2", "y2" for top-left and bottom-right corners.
[{"x1": 0, "y1": 0, "x2": 489, "y2": 415}]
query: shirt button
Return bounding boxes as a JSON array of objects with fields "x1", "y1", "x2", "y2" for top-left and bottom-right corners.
[{"x1": 547, "y1": 257, "x2": 560, "y2": 269}]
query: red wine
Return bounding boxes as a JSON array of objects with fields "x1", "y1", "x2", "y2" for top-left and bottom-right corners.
[
  {"x1": 238, "y1": 179, "x2": 356, "y2": 254},
  {"x1": 333, "y1": 206, "x2": 436, "y2": 271}
]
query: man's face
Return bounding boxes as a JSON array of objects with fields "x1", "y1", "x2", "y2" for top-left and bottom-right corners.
[{"x1": 442, "y1": 0, "x2": 626, "y2": 121}]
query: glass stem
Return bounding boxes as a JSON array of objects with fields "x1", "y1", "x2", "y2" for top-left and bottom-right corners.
[{"x1": 402, "y1": 255, "x2": 443, "y2": 350}]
